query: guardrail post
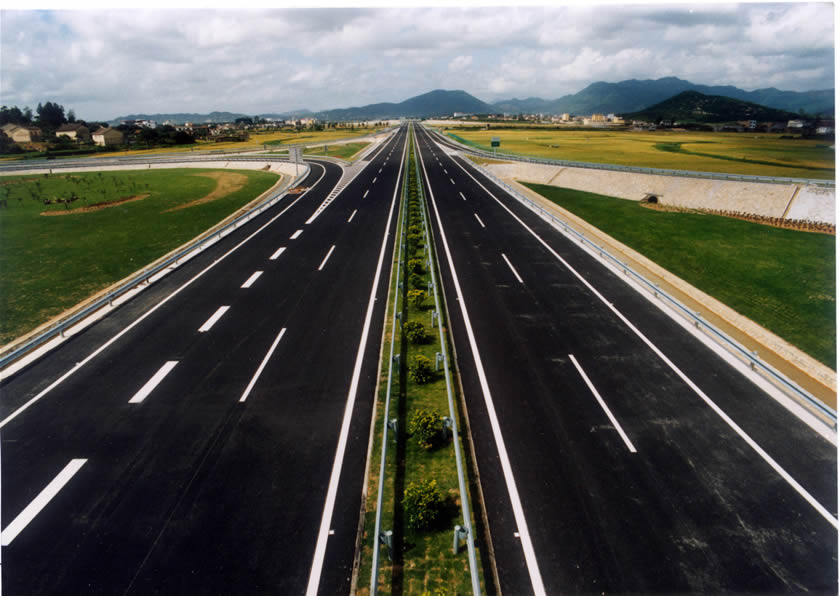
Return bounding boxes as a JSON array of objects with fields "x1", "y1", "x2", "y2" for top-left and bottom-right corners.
[
  {"x1": 452, "y1": 525, "x2": 468, "y2": 555},
  {"x1": 431, "y1": 310, "x2": 438, "y2": 326},
  {"x1": 435, "y1": 351, "x2": 443, "y2": 371},
  {"x1": 442, "y1": 416, "x2": 453, "y2": 439},
  {"x1": 388, "y1": 418, "x2": 398, "y2": 440},
  {"x1": 379, "y1": 530, "x2": 394, "y2": 561},
  {"x1": 393, "y1": 354, "x2": 400, "y2": 367}
]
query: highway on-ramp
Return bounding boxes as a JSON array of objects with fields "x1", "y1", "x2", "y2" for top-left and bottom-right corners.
[
  {"x1": 1, "y1": 126, "x2": 408, "y2": 594},
  {"x1": 414, "y1": 124, "x2": 837, "y2": 594}
]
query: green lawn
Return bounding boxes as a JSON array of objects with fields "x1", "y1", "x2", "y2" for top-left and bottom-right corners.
[
  {"x1": 0, "y1": 168, "x2": 279, "y2": 344},
  {"x1": 303, "y1": 141, "x2": 369, "y2": 160},
  {"x1": 523, "y1": 183, "x2": 836, "y2": 368}
]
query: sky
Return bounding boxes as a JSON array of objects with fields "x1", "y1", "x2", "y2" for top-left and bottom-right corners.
[{"x1": 0, "y1": 2, "x2": 835, "y2": 121}]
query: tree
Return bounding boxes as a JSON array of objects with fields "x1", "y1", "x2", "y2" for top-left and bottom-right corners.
[
  {"x1": 67, "y1": 109, "x2": 76, "y2": 123},
  {"x1": 36, "y1": 101, "x2": 67, "y2": 129}
]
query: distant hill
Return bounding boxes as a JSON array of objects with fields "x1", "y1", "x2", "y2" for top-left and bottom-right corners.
[
  {"x1": 622, "y1": 90, "x2": 800, "y2": 124},
  {"x1": 492, "y1": 77, "x2": 834, "y2": 117},
  {"x1": 316, "y1": 89, "x2": 493, "y2": 120},
  {"x1": 109, "y1": 111, "x2": 250, "y2": 125},
  {"x1": 110, "y1": 109, "x2": 315, "y2": 125}
]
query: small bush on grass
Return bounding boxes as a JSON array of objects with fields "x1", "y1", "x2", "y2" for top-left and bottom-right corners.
[
  {"x1": 407, "y1": 258, "x2": 426, "y2": 275},
  {"x1": 403, "y1": 479, "x2": 444, "y2": 531},
  {"x1": 409, "y1": 408, "x2": 441, "y2": 449},
  {"x1": 408, "y1": 272, "x2": 425, "y2": 290},
  {"x1": 407, "y1": 289, "x2": 427, "y2": 309},
  {"x1": 407, "y1": 232, "x2": 423, "y2": 253},
  {"x1": 404, "y1": 320, "x2": 430, "y2": 344},
  {"x1": 408, "y1": 224, "x2": 423, "y2": 235},
  {"x1": 409, "y1": 354, "x2": 434, "y2": 384}
]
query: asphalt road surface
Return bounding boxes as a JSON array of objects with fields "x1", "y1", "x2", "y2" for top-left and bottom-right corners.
[
  {"x1": 414, "y1": 124, "x2": 837, "y2": 595},
  {"x1": 1, "y1": 126, "x2": 408, "y2": 595}
]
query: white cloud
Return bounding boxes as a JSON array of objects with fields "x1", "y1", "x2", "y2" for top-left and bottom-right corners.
[
  {"x1": 0, "y1": 4, "x2": 833, "y2": 120},
  {"x1": 448, "y1": 55, "x2": 473, "y2": 71}
]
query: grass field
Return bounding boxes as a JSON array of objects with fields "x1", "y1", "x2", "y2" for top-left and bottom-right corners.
[
  {"x1": 0, "y1": 168, "x2": 279, "y2": 344},
  {"x1": 303, "y1": 141, "x2": 369, "y2": 160},
  {"x1": 523, "y1": 183, "x2": 836, "y2": 368},
  {"x1": 440, "y1": 127, "x2": 835, "y2": 180}
]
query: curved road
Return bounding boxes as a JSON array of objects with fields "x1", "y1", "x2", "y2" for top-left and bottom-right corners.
[{"x1": 1, "y1": 128, "x2": 407, "y2": 594}]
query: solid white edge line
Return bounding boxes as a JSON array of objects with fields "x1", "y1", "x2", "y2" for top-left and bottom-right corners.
[
  {"x1": 0, "y1": 163, "x2": 327, "y2": 430},
  {"x1": 128, "y1": 361, "x2": 179, "y2": 404},
  {"x1": 198, "y1": 306, "x2": 230, "y2": 333},
  {"x1": 239, "y1": 327, "x2": 287, "y2": 403},
  {"x1": 290, "y1": 229, "x2": 303, "y2": 240},
  {"x1": 305, "y1": 128, "x2": 406, "y2": 596},
  {"x1": 501, "y1": 253, "x2": 524, "y2": 285},
  {"x1": 416, "y1": 129, "x2": 547, "y2": 595},
  {"x1": 241, "y1": 271, "x2": 264, "y2": 289},
  {"x1": 318, "y1": 245, "x2": 336, "y2": 271},
  {"x1": 569, "y1": 354, "x2": 638, "y2": 453},
  {"x1": 1, "y1": 459, "x2": 87, "y2": 546},
  {"x1": 347, "y1": 209, "x2": 357, "y2": 223},
  {"x1": 474, "y1": 213, "x2": 485, "y2": 228},
  {"x1": 446, "y1": 147, "x2": 840, "y2": 530},
  {"x1": 270, "y1": 246, "x2": 287, "y2": 260}
]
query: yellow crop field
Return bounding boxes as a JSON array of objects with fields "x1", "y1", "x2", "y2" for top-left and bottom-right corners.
[{"x1": 438, "y1": 126, "x2": 835, "y2": 180}]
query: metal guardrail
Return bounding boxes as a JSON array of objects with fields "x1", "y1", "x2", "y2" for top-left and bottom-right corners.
[
  {"x1": 413, "y1": 128, "x2": 482, "y2": 593},
  {"x1": 424, "y1": 125, "x2": 835, "y2": 189},
  {"x1": 370, "y1": 137, "x2": 408, "y2": 594},
  {"x1": 370, "y1": 125, "x2": 482, "y2": 593},
  {"x1": 0, "y1": 163, "x2": 311, "y2": 371},
  {"x1": 461, "y1": 154, "x2": 837, "y2": 428}
]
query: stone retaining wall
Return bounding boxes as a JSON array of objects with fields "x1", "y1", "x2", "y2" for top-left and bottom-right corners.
[{"x1": 482, "y1": 161, "x2": 835, "y2": 224}]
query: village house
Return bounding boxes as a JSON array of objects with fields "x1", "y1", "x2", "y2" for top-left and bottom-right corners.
[
  {"x1": 1, "y1": 123, "x2": 43, "y2": 143},
  {"x1": 55, "y1": 123, "x2": 91, "y2": 141},
  {"x1": 92, "y1": 126, "x2": 124, "y2": 146}
]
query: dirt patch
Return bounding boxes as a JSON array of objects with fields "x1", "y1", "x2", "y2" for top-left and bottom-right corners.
[
  {"x1": 40, "y1": 194, "x2": 150, "y2": 216},
  {"x1": 640, "y1": 202, "x2": 836, "y2": 235},
  {"x1": 162, "y1": 171, "x2": 248, "y2": 213},
  {"x1": 0, "y1": 177, "x2": 39, "y2": 186}
]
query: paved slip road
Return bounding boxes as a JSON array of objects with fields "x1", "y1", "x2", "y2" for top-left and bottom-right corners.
[
  {"x1": 0, "y1": 125, "x2": 409, "y2": 595},
  {"x1": 414, "y1": 125, "x2": 837, "y2": 594}
]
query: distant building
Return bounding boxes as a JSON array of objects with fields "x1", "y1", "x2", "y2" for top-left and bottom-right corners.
[
  {"x1": 787, "y1": 119, "x2": 805, "y2": 129},
  {"x1": 590, "y1": 113, "x2": 606, "y2": 122},
  {"x1": 561, "y1": 113, "x2": 570, "y2": 121},
  {"x1": 92, "y1": 127, "x2": 124, "y2": 146},
  {"x1": 1, "y1": 123, "x2": 42, "y2": 143},
  {"x1": 56, "y1": 123, "x2": 91, "y2": 141}
]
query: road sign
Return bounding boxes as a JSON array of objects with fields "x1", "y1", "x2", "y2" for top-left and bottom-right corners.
[{"x1": 491, "y1": 137, "x2": 501, "y2": 147}]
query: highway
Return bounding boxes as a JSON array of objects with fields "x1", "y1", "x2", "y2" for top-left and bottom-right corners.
[
  {"x1": 413, "y1": 124, "x2": 837, "y2": 594},
  {"x1": 1, "y1": 126, "x2": 408, "y2": 594}
]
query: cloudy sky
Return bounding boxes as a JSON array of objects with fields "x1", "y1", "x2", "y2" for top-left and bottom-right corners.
[{"x1": 1, "y1": 2, "x2": 835, "y2": 120}]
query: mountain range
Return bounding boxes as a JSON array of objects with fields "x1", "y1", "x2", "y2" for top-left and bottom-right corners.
[
  {"x1": 110, "y1": 77, "x2": 834, "y2": 124},
  {"x1": 492, "y1": 76, "x2": 833, "y2": 117}
]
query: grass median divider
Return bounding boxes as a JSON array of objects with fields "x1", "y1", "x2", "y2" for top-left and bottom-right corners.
[{"x1": 357, "y1": 125, "x2": 485, "y2": 595}]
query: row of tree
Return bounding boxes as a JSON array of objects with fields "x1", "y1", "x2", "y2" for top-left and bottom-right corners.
[{"x1": 0, "y1": 102, "x2": 90, "y2": 131}]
